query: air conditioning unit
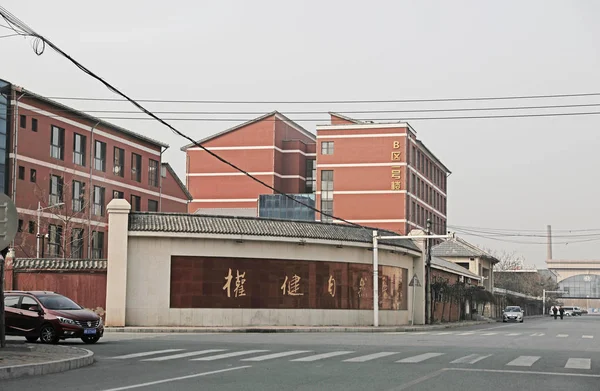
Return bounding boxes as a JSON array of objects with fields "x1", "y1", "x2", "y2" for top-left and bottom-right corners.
[
  {"x1": 459, "y1": 275, "x2": 464, "y2": 283},
  {"x1": 113, "y1": 166, "x2": 121, "y2": 175}
]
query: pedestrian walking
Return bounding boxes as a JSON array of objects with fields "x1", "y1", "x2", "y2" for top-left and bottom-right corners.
[
  {"x1": 552, "y1": 306, "x2": 558, "y2": 320},
  {"x1": 559, "y1": 306, "x2": 564, "y2": 320}
]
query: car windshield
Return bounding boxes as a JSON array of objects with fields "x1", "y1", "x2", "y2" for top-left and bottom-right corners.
[
  {"x1": 505, "y1": 307, "x2": 521, "y2": 312},
  {"x1": 37, "y1": 295, "x2": 82, "y2": 310}
]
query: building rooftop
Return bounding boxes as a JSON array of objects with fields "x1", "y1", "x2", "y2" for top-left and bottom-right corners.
[
  {"x1": 128, "y1": 212, "x2": 420, "y2": 252},
  {"x1": 4, "y1": 81, "x2": 170, "y2": 149},
  {"x1": 13, "y1": 259, "x2": 107, "y2": 271},
  {"x1": 431, "y1": 256, "x2": 482, "y2": 280},
  {"x1": 432, "y1": 237, "x2": 500, "y2": 264},
  {"x1": 161, "y1": 162, "x2": 193, "y2": 200},
  {"x1": 180, "y1": 111, "x2": 314, "y2": 151}
]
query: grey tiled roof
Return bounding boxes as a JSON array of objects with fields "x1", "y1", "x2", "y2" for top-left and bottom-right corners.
[
  {"x1": 432, "y1": 237, "x2": 499, "y2": 263},
  {"x1": 431, "y1": 256, "x2": 481, "y2": 279},
  {"x1": 13, "y1": 259, "x2": 107, "y2": 271},
  {"x1": 129, "y1": 213, "x2": 420, "y2": 252}
]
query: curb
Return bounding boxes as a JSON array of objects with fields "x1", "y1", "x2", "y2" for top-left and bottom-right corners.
[
  {"x1": 106, "y1": 320, "x2": 495, "y2": 334},
  {"x1": 0, "y1": 347, "x2": 94, "y2": 381}
]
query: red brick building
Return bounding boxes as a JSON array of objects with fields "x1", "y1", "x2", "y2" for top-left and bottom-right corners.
[
  {"x1": 3, "y1": 81, "x2": 191, "y2": 259},
  {"x1": 183, "y1": 112, "x2": 449, "y2": 235}
]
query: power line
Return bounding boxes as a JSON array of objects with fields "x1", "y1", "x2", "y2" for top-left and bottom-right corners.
[
  {"x1": 0, "y1": 6, "x2": 361, "y2": 230},
  {"x1": 31, "y1": 92, "x2": 600, "y2": 105},
  {"x1": 446, "y1": 224, "x2": 600, "y2": 234}
]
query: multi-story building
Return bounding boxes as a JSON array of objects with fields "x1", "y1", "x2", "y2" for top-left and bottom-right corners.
[
  {"x1": 316, "y1": 113, "x2": 450, "y2": 235},
  {"x1": 182, "y1": 111, "x2": 316, "y2": 216},
  {"x1": 183, "y1": 111, "x2": 449, "y2": 235},
  {"x1": 0, "y1": 79, "x2": 191, "y2": 259}
]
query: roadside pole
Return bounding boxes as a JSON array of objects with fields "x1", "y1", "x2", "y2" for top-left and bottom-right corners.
[
  {"x1": 372, "y1": 230, "x2": 379, "y2": 327},
  {"x1": 0, "y1": 193, "x2": 20, "y2": 348},
  {"x1": 426, "y1": 219, "x2": 432, "y2": 325}
]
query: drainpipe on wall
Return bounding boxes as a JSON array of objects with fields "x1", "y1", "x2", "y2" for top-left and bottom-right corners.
[
  {"x1": 87, "y1": 122, "x2": 100, "y2": 259},
  {"x1": 158, "y1": 146, "x2": 168, "y2": 212}
]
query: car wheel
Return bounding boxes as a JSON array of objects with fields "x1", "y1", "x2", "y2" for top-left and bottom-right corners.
[
  {"x1": 40, "y1": 324, "x2": 59, "y2": 344},
  {"x1": 520, "y1": 319, "x2": 524, "y2": 323},
  {"x1": 25, "y1": 336, "x2": 38, "y2": 343},
  {"x1": 81, "y1": 336, "x2": 100, "y2": 344}
]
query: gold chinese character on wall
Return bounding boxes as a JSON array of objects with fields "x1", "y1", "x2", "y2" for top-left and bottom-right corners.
[
  {"x1": 391, "y1": 181, "x2": 402, "y2": 190},
  {"x1": 223, "y1": 268, "x2": 247, "y2": 298},
  {"x1": 393, "y1": 141, "x2": 401, "y2": 149},
  {"x1": 358, "y1": 277, "x2": 366, "y2": 298},
  {"x1": 281, "y1": 274, "x2": 304, "y2": 296},
  {"x1": 391, "y1": 152, "x2": 401, "y2": 161},
  {"x1": 391, "y1": 169, "x2": 401, "y2": 180},
  {"x1": 327, "y1": 275, "x2": 336, "y2": 297}
]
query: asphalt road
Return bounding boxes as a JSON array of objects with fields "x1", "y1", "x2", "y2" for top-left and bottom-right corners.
[{"x1": 3, "y1": 315, "x2": 600, "y2": 390}]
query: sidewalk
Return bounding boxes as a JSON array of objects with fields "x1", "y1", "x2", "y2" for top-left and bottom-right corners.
[
  {"x1": 106, "y1": 319, "x2": 495, "y2": 334},
  {"x1": 0, "y1": 343, "x2": 94, "y2": 380}
]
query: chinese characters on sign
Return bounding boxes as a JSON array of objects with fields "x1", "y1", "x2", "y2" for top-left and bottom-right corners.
[
  {"x1": 281, "y1": 274, "x2": 304, "y2": 296},
  {"x1": 223, "y1": 268, "x2": 247, "y2": 298},
  {"x1": 358, "y1": 277, "x2": 366, "y2": 298},
  {"x1": 328, "y1": 275, "x2": 336, "y2": 297},
  {"x1": 391, "y1": 141, "x2": 402, "y2": 191}
]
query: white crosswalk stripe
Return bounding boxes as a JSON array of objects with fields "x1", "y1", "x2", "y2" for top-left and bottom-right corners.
[
  {"x1": 111, "y1": 349, "x2": 185, "y2": 359},
  {"x1": 565, "y1": 358, "x2": 592, "y2": 370},
  {"x1": 506, "y1": 333, "x2": 521, "y2": 336},
  {"x1": 433, "y1": 332, "x2": 453, "y2": 335},
  {"x1": 343, "y1": 352, "x2": 400, "y2": 362},
  {"x1": 450, "y1": 354, "x2": 492, "y2": 364},
  {"x1": 557, "y1": 334, "x2": 569, "y2": 338},
  {"x1": 582, "y1": 335, "x2": 594, "y2": 339},
  {"x1": 506, "y1": 356, "x2": 540, "y2": 367},
  {"x1": 397, "y1": 353, "x2": 445, "y2": 363},
  {"x1": 142, "y1": 349, "x2": 226, "y2": 362},
  {"x1": 530, "y1": 333, "x2": 545, "y2": 337},
  {"x1": 481, "y1": 332, "x2": 497, "y2": 336},
  {"x1": 191, "y1": 350, "x2": 269, "y2": 361},
  {"x1": 456, "y1": 332, "x2": 475, "y2": 336},
  {"x1": 241, "y1": 351, "x2": 312, "y2": 362},
  {"x1": 291, "y1": 351, "x2": 355, "y2": 362}
]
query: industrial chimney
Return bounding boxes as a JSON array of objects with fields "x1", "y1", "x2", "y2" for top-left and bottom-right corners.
[{"x1": 547, "y1": 225, "x2": 553, "y2": 261}]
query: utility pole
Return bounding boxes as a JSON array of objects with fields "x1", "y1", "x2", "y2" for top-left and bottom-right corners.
[{"x1": 426, "y1": 219, "x2": 432, "y2": 325}]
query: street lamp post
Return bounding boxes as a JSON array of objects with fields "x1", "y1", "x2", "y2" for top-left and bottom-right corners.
[{"x1": 36, "y1": 201, "x2": 65, "y2": 258}]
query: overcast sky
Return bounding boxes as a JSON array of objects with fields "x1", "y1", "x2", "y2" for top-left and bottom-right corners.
[{"x1": 2, "y1": 1, "x2": 599, "y2": 266}]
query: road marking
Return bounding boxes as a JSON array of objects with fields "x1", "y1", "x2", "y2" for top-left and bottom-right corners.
[
  {"x1": 384, "y1": 332, "x2": 406, "y2": 335},
  {"x1": 506, "y1": 333, "x2": 521, "y2": 336},
  {"x1": 142, "y1": 349, "x2": 226, "y2": 361},
  {"x1": 412, "y1": 332, "x2": 428, "y2": 335},
  {"x1": 291, "y1": 351, "x2": 354, "y2": 362},
  {"x1": 565, "y1": 358, "x2": 592, "y2": 370},
  {"x1": 191, "y1": 350, "x2": 269, "y2": 361},
  {"x1": 433, "y1": 332, "x2": 453, "y2": 335},
  {"x1": 506, "y1": 356, "x2": 540, "y2": 367},
  {"x1": 481, "y1": 332, "x2": 497, "y2": 336},
  {"x1": 457, "y1": 332, "x2": 475, "y2": 336},
  {"x1": 557, "y1": 334, "x2": 569, "y2": 338},
  {"x1": 397, "y1": 353, "x2": 445, "y2": 363},
  {"x1": 111, "y1": 349, "x2": 185, "y2": 359},
  {"x1": 582, "y1": 335, "x2": 594, "y2": 339},
  {"x1": 450, "y1": 354, "x2": 492, "y2": 364},
  {"x1": 100, "y1": 366, "x2": 252, "y2": 391},
  {"x1": 391, "y1": 369, "x2": 448, "y2": 390},
  {"x1": 448, "y1": 367, "x2": 600, "y2": 379},
  {"x1": 343, "y1": 352, "x2": 400, "y2": 362},
  {"x1": 531, "y1": 333, "x2": 545, "y2": 336},
  {"x1": 241, "y1": 350, "x2": 312, "y2": 362}
]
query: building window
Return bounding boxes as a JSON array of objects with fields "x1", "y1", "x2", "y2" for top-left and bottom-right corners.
[
  {"x1": 93, "y1": 186, "x2": 105, "y2": 216},
  {"x1": 112, "y1": 190, "x2": 124, "y2": 199},
  {"x1": 18, "y1": 166, "x2": 25, "y2": 180},
  {"x1": 28, "y1": 221, "x2": 35, "y2": 234},
  {"x1": 91, "y1": 231, "x2": 104, "y2": 259},
  {"x1": 72, "y1": 180, "x2": 85, "y2": 213},
  {"x1": 48, "y1": 224, "x2": 63, "y2": 257},
  {"x1": 131, "y1": 153, "x2": 142, "y2": 182},
  {"x1": 320, "y1": 170, "x2": 334, "y2": 222},
  {"x1": 71, "y1": 228, "x2": 84, "y2": 259},
  {"x1": 321, "y1": 141, "x2": 334, "y2": 155},
  {"x1": 19, "y1": 115, "x2": 26, "y2": 128},
  {"x1": 148, "y1": 199, "x2": 158, "y2": 212},
  {"x1": 50, "y1": 125, "x2": 65, "y2": 160},
  {"x1": 411, "y1": 202, "x2": 416, "y2": 223},
  {"x1": 32, "y1": 118, "x2": 38, "y2": 132},
  {"x1": 113, "y1": 147, "x2": 125, "y2": 177},
  {"x1": 148, "y1": 159, "x2": 159, "y2": 187},
  {"x1": 305, "y1": 159, "x2": 316, "y2": 193},
  {"x1": 73, "y1": 133, "x2": 86, "y2": 166},
  {"x1": 94, "y1": 140, "x2": 106, "y2": 172},
  {"x1": 18, "y1": 219, "x2": 23, "y2": 232},
  {"x1": 30, "y1": 168, "x2": 36, "y2": 183},
  {"x1": 130, "y1": 195, "x2": 141, "y2": 212},
  {"x1": 49, "y1": 175, "x2": 63, "y2": 206}
]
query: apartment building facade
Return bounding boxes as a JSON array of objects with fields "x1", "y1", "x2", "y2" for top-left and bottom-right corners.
[
  {"x1": 1, "y1": 79, "x2": 191, "y2": 259},
  {"x1": 182, "y1": 111, "x2": 316, "y2": 216},
  {"x1": 183, "y1": 112, "x2": 449, "y2": 235}
]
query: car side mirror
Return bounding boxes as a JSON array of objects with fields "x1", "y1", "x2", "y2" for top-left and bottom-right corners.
[{"x1": 28, "y1": 305, "x2": 43, "y2": 314}]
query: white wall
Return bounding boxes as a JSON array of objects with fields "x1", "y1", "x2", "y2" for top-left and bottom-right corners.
[{"x1": 122, "y1": 233, "x2": 418, "y2": 327}]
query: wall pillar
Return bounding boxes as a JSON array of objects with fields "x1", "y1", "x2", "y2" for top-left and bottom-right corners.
[
  {"x1": 409, "y1": 229, "x2": 426, "y2": 325},
  {"x1": 3, "y1": 248, "x2": 15, "y2": 290},
  {"x1": 105, "y1": 199, "x2": 131, "y2": 327}
]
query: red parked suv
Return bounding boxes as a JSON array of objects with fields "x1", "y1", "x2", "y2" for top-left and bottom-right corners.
[{"x1": 3, "y1": 291, "x2": 104, "y2": 344}]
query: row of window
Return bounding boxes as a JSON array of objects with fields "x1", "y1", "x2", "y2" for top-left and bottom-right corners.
[
  {"x1": 410, "y1": 145, "x2": 446, "y2": 192},
  {"x1": 410, "y1": 201, "x2": 446, "y2": 234},
  {"x1": 321, "y1": 141, "x2": 334, "y2": 155},
  {"x1": 320, "y1": 170, "x2": 334, "y2": 222},
  {"x1": 48, "y1": 124, "x2": 160, "y2": 186},
  {"x1": 410, "y1": 173, "x2": 446, "y2": 214},
  {"x1": 18, "y1": 169, "x2": 159, "y2": 215},
  {"x1": 19, "y1": 114, "x2": 38, "y2": 132},
  {"x1": 305, "y1": 159, "x2": 316, "y2": 193},
  {"x1": 17, "y1": 219, "x2": 105, "y2": 259}
]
